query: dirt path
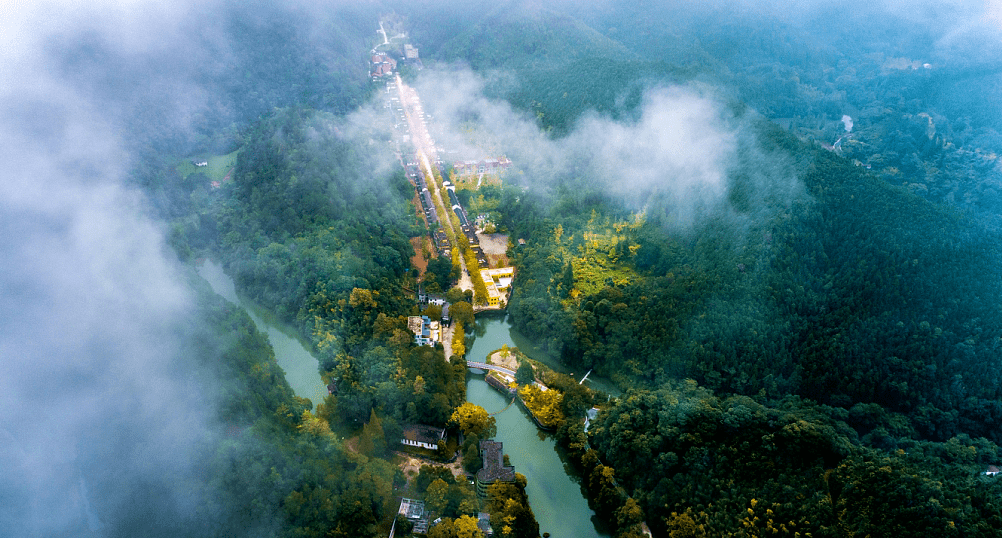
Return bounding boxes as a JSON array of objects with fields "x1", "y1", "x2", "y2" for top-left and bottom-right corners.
[
  {"x1": 458, "y1": 252, "x2": 474, "y2": 292},
  {"x1": 442, "y1": 322, "x2": 454, "y2": 359},
  {"x1": 410, "y1": 236, "x2": 430, "y2": 277}
]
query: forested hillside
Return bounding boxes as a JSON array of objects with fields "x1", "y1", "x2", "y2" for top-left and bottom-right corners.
[
  {"x1": 182, "y1": 276, "x2": 402, "y2": 537},
  {"x1": 405, "y1": 0, "x2": 1002, "y2": 225},
  {"x1": 373, "y1": 3, "x2": 1002, "y2": 535},
  {"x1": 20, "y1": 0, "x2": 1002, "y2": 536}
]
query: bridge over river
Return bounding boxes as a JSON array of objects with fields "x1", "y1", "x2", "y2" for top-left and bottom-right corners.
[
  {"x1": 465, "y1": 360, "x2": 515, "y2": 376},
  {"x1": 465, "y1": 360, "x2": 549, "y2": 392}
]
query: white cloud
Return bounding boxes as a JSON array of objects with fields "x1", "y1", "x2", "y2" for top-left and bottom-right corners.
[{"x1": 413, "y1": 68, "x2": 793, "y2": 230}]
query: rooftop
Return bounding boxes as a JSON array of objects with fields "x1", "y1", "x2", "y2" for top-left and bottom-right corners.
[
  {"x1": 477, "y1": 440, "x2": 515, "y2": 484},
  {"x1": 402, "y1": 424, "x2": 446, "y2": 445},
  {"x1": 399, "y1": 498, "x2": 426, "y2": 519}
]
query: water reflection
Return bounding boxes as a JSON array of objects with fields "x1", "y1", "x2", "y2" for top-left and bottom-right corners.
[
  {"x1": 465, "y1": 316, "x2": 611, "y2": 538},
  {"x1": 467, "y1": 313, "x2": 621, "y2": 397},
  {"x1": 196, "y1": 260, "x2": 328, "y2": 406}
]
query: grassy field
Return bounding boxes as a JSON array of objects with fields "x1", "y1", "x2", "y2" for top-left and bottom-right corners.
[
  {"x1": 176, "y1": 149, "x2": 240, "y2": 183},
  {"x1": 449, "y1": 171, "x2": 503, "y2": 192},
  {"x1": 565, "y1": 224, "x2": 641, "y2": 298},
  {"x1": 571, "y1": 255, "x2": 639, "y2": 297}
]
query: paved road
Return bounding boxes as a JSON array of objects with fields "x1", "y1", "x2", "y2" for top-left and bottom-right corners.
[{"x1": 394, "y1": 74, "x2": 474, "y2": 292}]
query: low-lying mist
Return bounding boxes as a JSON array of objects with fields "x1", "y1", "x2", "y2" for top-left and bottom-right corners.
[
  {"x1": 0, "y1": 1, "x2": 349, "y2": 535},
  {"x1": 414, "y1": 68, "x2": 802, "y2": 230}
]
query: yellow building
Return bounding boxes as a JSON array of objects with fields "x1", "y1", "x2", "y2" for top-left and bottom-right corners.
[{"x1": 480, "y1": 267, "x2": 514, "y2": 307}]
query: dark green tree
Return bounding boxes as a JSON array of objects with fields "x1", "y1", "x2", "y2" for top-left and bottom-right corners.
[{"x1": 515, "y1": 362, "x2": 535, "y2": 386}]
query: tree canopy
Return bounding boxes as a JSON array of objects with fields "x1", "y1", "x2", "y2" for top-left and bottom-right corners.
[{"x1": 449, "y1": 402, "x2": 497, "y2": 439}]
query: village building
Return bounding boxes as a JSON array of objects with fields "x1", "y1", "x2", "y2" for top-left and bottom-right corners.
[
  {"x1": 433, "y1": 230, "x2": 451, "y2": 256},
  {"x1": 477, "y1": 512, "x2": 494, "y2": 536},
  {"x1": 400, "y1": 424, "x2": 447, "y2": 450},
  {"x1": 370, "y1": 53, "x2": 397, "y2": 79},
  {"x1": 479, "y1": 267, "x2": 515, "y2": 307},
  {"x1": 407, "y1": 315, "x2": 441, "y2": 346},
  {"x1": 485, "y1": 370, "x2": 516, "y2": 397},
  {"x1": 583, "y1": 407, "x2": 600, "y2": 432},
  {"x1": 452, "y1": 156, "x2": 512, "y2": 177},
  {"x1": 417, "y1": 286, "x2": 446, "y2": 306},
  {"x1": 476, "y1": 440, "x2": 515, "y2": 498}
]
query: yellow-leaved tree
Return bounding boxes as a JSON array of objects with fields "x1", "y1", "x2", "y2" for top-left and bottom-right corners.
[
  {"x1": 518, "y1": 385, "x2": 564, "y2": 428},
  {"x1": 454, "y1": 514, "x2": 483, "y2": 538},
  {"x1": 449, "y1": 402, "x2": 497, "y2": 439}
]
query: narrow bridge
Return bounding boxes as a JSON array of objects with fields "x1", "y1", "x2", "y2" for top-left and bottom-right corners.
[
  {"x1": 465, "y1": 361, "x2": 515, "y2": 377},
  {"x1": 466, "y1": 361, "x2": 547, "y2": 390}
]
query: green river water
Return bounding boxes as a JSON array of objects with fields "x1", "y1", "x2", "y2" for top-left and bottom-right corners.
[
  {"x1": 197, "y1": 260, "x2": 328, "y2": 405},
  {"x1": 198, "y1": 261, "x2": 612, "y2": 537},
  {"x1": 465, "y1": 315, "x2": 612, "y2": 538}
]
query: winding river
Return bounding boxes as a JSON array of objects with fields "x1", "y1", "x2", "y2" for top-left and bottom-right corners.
[
  {"x1": 465, "y1": 315, "x2": 613, "y2": 538},
  {"x1": 197, "y1": 260, "x2": 329, "y2": 405},
  {"x1": 198, "y1": 263, "x2": 612, "y2": 536}
]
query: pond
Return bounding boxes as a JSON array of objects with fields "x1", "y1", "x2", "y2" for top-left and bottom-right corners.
[
  {"x1": 465, "y1": 315, "x2": 612, "y2": 538},
  {"x1": 196, "y1": 260, "x2": 329, "y2": 406}
]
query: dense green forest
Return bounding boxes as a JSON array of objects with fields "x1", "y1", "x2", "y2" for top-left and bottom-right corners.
[
  {"x1": 374, "y1": 3, "x2": 1002, "y2": 535},
  {"x1": 144, "y1": 273, "x2": 402, "y2": 537},
  {"x1": 491, "y1": 129, "x2": 1002, "y2": 534},
  {"x1": 27, "y1": 0, "x2": 1002, "y2": 536}
]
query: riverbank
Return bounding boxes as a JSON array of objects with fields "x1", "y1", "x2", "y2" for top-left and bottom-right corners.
[
  {"x1": 515, "y1": 391, "x2": 557, "y2": 432},
  {"x1": 196, "y1": 260, "x2": 328, "y2": 404},
  {"x1": 466, "y1": 375, "x2": 609, "y2": 538},
  {"x1": 465, "y1": 316, "x2": 610, "y2": 538}
]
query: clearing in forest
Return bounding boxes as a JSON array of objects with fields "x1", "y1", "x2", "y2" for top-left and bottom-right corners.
[
  {"x1": 177, "y1": 149, "x2": 240, "y2": 184},
  {"x1": 410, "y1": 236, "x2": 432, "y2": 276}
]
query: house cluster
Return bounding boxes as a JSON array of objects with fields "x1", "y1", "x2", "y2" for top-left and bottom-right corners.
[
  {"x1": 370, "y1": 52, "x2": 397, "y2": 79},
  {"x1": 418, "y1": 288, "x2": 447, "y2": 306},
  {"x1": 408, "y1": 315, "x2": 441, "y2": 346},
  {"x1": 442, "y1": 180, "x2": 490, "y2": 265},
  {"x1": 416, "y1": 287, "x2": 453, "y2": 327},
  {"x1": 393, "y1": 399, "x2": 513, "y2": 537},
  {"x1": 452, "y1": 157, "x2": 512, "y2": 177},
  {"x1": 395, "y1": 497, "x2": 492, "y2": 537},
  {"x1": 480, "y1": 267, "x2": 514, "y2": 307},
  {"x1": 408, "y1": 161, "x2": 455, "y2": 257}
]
